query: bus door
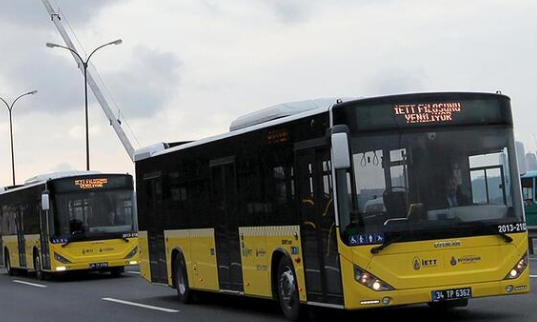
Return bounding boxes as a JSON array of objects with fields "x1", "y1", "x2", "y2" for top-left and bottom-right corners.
[
  {"x1": 39, "y1": 200, "x2": 52, "y2": 270},
  {"x1": 211, "y1": 157, "x2": 244, "y2": 292},
  {"x1": 144, "y1": 174, "x2": 168, "y2": 284},
  {"x1": 295, "y1": 142, "x2": 343, "y2": 305},
  {"x1": 16, "y1": 205, "x2": 27, "y2": 268}
]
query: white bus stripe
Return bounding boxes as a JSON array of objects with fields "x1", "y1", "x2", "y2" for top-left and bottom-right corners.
[
  {"x1": 13, "y1": 280, "x2": 47, "y2": 288},
  {"x1": 102, "y1": 298, "x2": 179, "y2": 313}
]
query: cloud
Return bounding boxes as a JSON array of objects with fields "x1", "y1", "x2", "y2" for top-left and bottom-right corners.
[
  {"x1": 0, "y1": 20, "x2": 181, "y2": 120},
  {"x1": 0, "y1": 20, "x2": 91, "y2": 114},
  {"x1": 262, "y1": 0, "x2": 311, "y2": 24},
  {"x1": 50, "y1": 162, "x2": 75, "y2": 172},
  {"x1": 102, "y1": 46, "x2": 182, "y2": 118},
  {"x1": 367, "y1": 68, "x2": 427, "y2": 96},
  {"x1": 0, "y1": 0, "x2": 131, "y2": 28}
]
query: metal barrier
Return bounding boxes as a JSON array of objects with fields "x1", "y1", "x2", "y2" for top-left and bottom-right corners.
[{"x1": 529, "y1": 226, "x2": 537, "y2": 255}]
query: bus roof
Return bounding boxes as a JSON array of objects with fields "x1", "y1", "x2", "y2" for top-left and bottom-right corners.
[
  {"x1": 0, "y1": 171, "x2": 134, "y2": 197},
  {"x1": 229, "y1": 98, "x2": 354, "y2": 131},
  {"x1": 137, "y1": 99, "x2": 339, "y2": 161},
  {"x1": 24, "y1": 171, "x2": 101, "y2": 185},
  {"x1": 135, "y1": 91, "x2": 509, "y2": 161},
  {"x1": 522, "y1": 170, "x2": 537, "y2": 178}
]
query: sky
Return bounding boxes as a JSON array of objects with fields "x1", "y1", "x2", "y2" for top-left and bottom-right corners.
[{"x1": 0, "y1": 0, "x2": 536, "y2": 186}]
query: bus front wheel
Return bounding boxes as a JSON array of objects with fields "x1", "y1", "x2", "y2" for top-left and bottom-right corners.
[
  {"x1": 174, "y1": 255, "x2": 193, "y2": 304},
  {"x1": 34, "y1": 254, "x2": 45, "y2": 281},
  {"x1": 5, "y1": 252, "x2": 13, "y2": 276},
  {"x1": 277, "y1": 257, "x2": 305, "y2": 321}
]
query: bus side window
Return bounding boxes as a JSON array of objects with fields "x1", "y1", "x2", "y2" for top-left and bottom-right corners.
[{"x1": 522, "y1": 178, "x2": 534, "y2": 205}]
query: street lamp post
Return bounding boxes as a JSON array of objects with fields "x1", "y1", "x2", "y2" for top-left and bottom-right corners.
[
  {"x1": 46, "y1": 39, "x2": 122, "y2": 171},
  {"x1": 0, "y1": 90, "x2": 38, "y2": 186}
]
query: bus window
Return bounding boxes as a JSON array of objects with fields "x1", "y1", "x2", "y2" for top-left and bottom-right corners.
[
  {"x1": 55, "y1": 190, "x2": 136, "y2": 236},
  {"x1": 469, "y1": 151, "x2": 509, "y2": 205},
  {"x1": 522, "y1": 178, "x2": 535, "y2": 206},
  {"x1": 343, "y1": 127, "x2": 520, "y2": 242}
]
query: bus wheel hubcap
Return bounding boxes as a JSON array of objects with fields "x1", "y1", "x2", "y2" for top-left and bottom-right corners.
[
  {"x1": 178, "y1": 270, "x2": 186, "y2": 294},
  {"x1": 35, "y1": 257, "x2": 41, "y2": 277},
  {"x1": 279, "y1": 267, "x2": 296, "y2": 309}
]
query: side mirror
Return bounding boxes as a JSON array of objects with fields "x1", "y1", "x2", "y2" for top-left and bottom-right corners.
[
  {"x1": 332, "y1": 132, "x2": 351, "y2": 169},
  {"x1": 42, "y1": 193, "x2": 50, "y2": 211}
]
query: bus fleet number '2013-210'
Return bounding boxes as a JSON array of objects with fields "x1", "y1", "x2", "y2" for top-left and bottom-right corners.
[{"x1": 498, "y1": 223, "x2": 527, "y2": 234}]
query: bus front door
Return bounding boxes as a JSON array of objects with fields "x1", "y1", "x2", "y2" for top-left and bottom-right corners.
[
  {"x1": 144, "y1": 175, "x2": 168, "y2": 284},
  {"x1": 16, "y1": 206, "x2": 27, "y2": 268},
  {"x1": 211, "y1": 157, "x2": 244, "y2": 292},
  {"x1": 296, "y1": 144, "x2": 343, "y2": 305},
  {"x1": 39, "y1": 203, "x2": 51, "y2": 270}
]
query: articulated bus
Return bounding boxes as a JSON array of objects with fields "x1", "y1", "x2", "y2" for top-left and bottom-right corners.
[
  {"x1": 135, "y1": 92, "x2": 529, "y2": 320},
  {"x1": 0, "y1": 172, "x2": 138, "y2": 279},
  {"x1": 522, "y1": 171, "x2": 537, "y2": 226}
]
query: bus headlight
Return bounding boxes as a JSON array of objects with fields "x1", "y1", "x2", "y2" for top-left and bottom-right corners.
[
  {"x1": 124, "y1": 246, "x2": 138, "y2": 259},
  {"x1": 354, "y1": 265, "x2": 394, "y2": 291},
  {"x1": 504, "y1": 254, "x2": 528, "y2": 280},
  {"x1": 54, "y1": 252, "x2": 72, "y2": 264}
]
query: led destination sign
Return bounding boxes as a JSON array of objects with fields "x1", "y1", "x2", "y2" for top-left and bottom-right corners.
[
  {"x1": 51, "y1": 175, "x2": 133, "y2": 193},
  {"x1": 394, "y1": 102, "x2": 462, "y2": 124},
  {"x1": 75, "y1": 178, "x2": 109, "y2": 189},
  {"x1": 333, "y1": 94, "x2": 512, "y2": 133}
]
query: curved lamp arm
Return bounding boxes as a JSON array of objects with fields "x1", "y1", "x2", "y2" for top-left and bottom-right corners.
[
  {"x1": 87, "y1": 39, "x2": 122, "y2": 62},
  {"x1": 0, "y1": 90, "x2": 38, "y2": 111}
]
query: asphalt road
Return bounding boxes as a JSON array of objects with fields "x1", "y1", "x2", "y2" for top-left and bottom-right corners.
[{"x1": 1, "y1": 262, "x2": 536, "y2": 322}]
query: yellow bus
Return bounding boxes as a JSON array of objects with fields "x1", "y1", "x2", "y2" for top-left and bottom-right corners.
[
  {"x1": 0, "y1": 171, "x2": 138, "y2": 279},
  {"x1": 135, "y1": 92, "x2": 529, "y2": 320}
]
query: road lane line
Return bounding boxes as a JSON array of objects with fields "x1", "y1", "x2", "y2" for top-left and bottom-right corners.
[
  {"x1": 102, "y1": 298, "x2": 180, "y2": 313},
  {"x1": 530, "y1": 275, "x2": 537, "y2": 278},
  {"x1": 13, "y1": 280, "x2": 47, "y2": 288},
  {"x1": 127, "y1": 271, "x2": 141, "y2": 275}
]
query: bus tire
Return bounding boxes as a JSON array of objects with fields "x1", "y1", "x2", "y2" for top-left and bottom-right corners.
[
  {"x1": 34, "y1": 253, "x2": 45, "y2": 281},
  {"x1": 5, "y1": 252, "x2": 13, "y2": 276},
  {"x1": 174, "y1": 254, "x2": 193, "y2": 304},
  {"x1": 277, "y1": 256, "x2": 305, "y2": 321}
]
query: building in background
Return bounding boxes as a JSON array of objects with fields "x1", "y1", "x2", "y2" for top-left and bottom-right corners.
[
  {"x1": 526, "y1": 153, "x2": 537, "y2": 172},
  {"x1": 516, "y1": 141, "x2": 527, "y2": 175}
]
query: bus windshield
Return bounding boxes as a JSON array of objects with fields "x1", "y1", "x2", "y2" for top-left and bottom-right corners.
[
  {"x1": 53, "y1": 190, "x2": 136, "y2": 239},
  {"x1": 339, "y1": 127, "x2": 524, "y2": 244}
]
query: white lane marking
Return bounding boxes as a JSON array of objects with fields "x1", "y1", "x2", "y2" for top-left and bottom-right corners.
[
  {"x1": 530, "y1": 275, "x2": 537, "y2": 278},
  {"x1": 13, "y1": 280, "x2": 47, "y2": 288},
  {"x1": 102, "y1": 298, "x2": 180, "y2": 313},
  {"x1": 127, "y1": 271, "x2": 141, "y2": 275}
]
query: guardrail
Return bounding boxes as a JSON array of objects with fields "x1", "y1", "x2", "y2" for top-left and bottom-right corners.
[{"x1": 529, "y1": 226, "x2": 537, "y2": 255}]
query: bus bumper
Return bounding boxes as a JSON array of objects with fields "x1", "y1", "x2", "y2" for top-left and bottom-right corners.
[
  {"x1": 50, "y1": 260, "x2": 138, "y2": 273},
  {"x1": 343, "y1": 272, "x2": 530, "y2": 310}
]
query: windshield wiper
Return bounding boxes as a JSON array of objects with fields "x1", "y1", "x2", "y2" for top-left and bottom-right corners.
[
  {"x1": 370, "y1": 235, "x2": 406, "y2": 254},
  {"x1": 489, "y1": 228, "x2": 513, "y2": 243},
  {"x1": 115, "y1": 233, "x2": 130, "y2": 243},
  {"x1": 61, "y1": 233, "x2": 83, "y2": 247},
  {"x1": 497, "y1": 233, "x2": 514, "y2": 243}
]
